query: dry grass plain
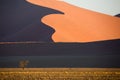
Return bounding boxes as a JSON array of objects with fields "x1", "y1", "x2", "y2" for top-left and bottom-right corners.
[{"x1": 0, "y1": 68, "x2": 120, "y2": 80}]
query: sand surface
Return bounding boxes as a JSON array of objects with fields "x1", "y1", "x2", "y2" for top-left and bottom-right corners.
[{"x1": 27, "y1": 0, "x2": 120, "y2": 42}]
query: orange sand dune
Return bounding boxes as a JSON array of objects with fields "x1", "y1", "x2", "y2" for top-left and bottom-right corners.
[{"x1": 27, "y1": 0, "x2": 120, "y2": 42}]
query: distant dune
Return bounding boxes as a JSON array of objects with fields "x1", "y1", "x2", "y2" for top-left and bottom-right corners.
[
  {"x1": 115, "y1": 14, "x2": 120, "y2": 17},
  {"x1": 27, "y1": 0, "x2": 120, "y2": 42}
]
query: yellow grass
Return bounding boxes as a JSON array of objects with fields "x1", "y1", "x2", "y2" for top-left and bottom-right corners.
[{"x1": 0, "y1": 68, "x2": 120, "y2": 80}]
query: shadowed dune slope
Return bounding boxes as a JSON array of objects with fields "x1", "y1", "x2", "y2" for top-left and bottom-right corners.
[{"x1": 0, "y1": 0, "x2": 63, "y2": 42}]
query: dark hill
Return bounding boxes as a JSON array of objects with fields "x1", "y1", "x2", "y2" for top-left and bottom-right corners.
[
  {"x1": 0, "y1": 39, "x2": 120, "y2": 68},
  {"x1": 0, "y1": 39, "x2": 120, "y2": 56}
]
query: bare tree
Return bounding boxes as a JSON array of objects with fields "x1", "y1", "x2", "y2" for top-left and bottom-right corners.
[{"x1": 19, "y1": 60, "x2": 29, "y2": 70}]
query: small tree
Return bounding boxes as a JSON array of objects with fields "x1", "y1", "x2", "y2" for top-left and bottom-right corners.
[{"x1": 19, "y1": 60, "x2": 29, "y2": 70}]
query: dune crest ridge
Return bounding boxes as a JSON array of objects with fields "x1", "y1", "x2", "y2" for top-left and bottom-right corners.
[{"x1": 27, "y1": 0, "x2": 120, "y2": 42}]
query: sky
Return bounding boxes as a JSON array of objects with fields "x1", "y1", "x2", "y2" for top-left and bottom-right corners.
[{"x1": 61, "y1": 0, "x2": 120, "y2": 15}]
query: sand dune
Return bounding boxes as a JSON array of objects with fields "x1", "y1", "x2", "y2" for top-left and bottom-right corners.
[
  {"x1": 115, "y1": 14, "x2": 120, "y2": 17},
  {"x1": 27, "y1": 0, "x2": 120, "y2": 42},
  {"x1": 0, "y1": 0, "x2": 63, "y2": 42}
]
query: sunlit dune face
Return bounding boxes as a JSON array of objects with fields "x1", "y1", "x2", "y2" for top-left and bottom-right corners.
[{"x1": 27, "y1": 0, "x2": 120, "y2": 42}]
